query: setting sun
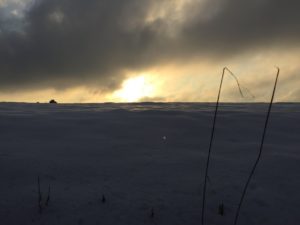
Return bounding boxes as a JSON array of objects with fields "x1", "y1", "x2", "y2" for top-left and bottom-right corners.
[{"x1": 113, "y1": 75, "x2": 154, "y2": 102}]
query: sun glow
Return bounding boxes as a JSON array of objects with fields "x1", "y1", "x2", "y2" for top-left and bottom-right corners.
[{"x1": 113, "y1": 75, "x2": 154, "y2": 102}]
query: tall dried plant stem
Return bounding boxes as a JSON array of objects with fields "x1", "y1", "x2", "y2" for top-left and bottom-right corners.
[
  {"x1": 233, "y1": 68, "x2": 280, "y2": 225},
  {"x1": 201, "y1": 67, "x2": 247, "y2": 225},
  {"x1": 201, "y1": 67, "x2": 225, "y2": 225}
]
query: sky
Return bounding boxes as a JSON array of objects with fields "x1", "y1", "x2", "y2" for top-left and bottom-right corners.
[{"x1": 0, "y1": 0, "x2": 299, "y2": 103}]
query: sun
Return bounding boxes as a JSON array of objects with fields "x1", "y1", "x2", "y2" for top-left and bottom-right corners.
[{"x1": 114, "y1": 75, "x2": 154, "y2": 102}]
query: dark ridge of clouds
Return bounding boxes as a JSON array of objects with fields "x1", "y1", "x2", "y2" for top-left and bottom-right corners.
[
  {"x1": 0, "y1": 0, "x2": 300, "y2": 91},
  {"x1": 181, "y1": 0, "x2": 300, "y2": 54},
  {"x1": 0, "y1": 0, "x2": 162, "y2": 91}
]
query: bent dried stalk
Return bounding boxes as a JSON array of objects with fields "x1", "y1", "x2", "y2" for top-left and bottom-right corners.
[{"x1": 233, "y1": 68, "x2": 280, "y2": 225}]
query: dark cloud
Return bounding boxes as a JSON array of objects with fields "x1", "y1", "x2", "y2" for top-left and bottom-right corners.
[
  {"x1": 0, "y1": 0, "x2": 299, "y2": 91},
  {"x1": 181, "y1": 0, "x2": 300, "y2": 55},
  {"x1": 0, "y1": 0, "x2": 162, "y2": 91}
]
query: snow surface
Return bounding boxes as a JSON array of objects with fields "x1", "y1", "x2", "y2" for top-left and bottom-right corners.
[{"x1": 0, "y1": 103, "x2": 299, "y2": 225}]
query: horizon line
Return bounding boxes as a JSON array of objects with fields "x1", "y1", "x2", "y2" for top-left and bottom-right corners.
[{"x1": 0, "y1": 101, "x2": 299, "y2": 104}]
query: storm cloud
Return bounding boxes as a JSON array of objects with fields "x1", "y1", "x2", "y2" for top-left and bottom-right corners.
[{"x1": 0, "y1": 0, "x2": 299, "y2": 95}]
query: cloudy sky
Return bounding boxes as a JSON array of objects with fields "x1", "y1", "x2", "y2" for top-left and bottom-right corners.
[{"x1": 0, "y1": 0, "x2": 299, "y2": 102}]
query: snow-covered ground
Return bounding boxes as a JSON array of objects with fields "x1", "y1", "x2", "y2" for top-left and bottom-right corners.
[{"x1": 0, "y1": 103, "x2": 299, "y2": 225}]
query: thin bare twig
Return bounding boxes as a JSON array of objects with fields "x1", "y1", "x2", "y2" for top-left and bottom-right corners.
[
  {"x1": 224, "y1": 67, "x2": 255, "y2": 99},
  {"x1": 38, "y1": 176, "x2": 42, "y2": 213},
  {"x1": 45, "y1": 184, "x2": 50, "y2": 206}
]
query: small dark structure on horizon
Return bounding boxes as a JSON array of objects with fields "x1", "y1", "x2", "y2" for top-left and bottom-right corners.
[{"x1": 49, "y1": 99, "x2": 57, "y2": 104}]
